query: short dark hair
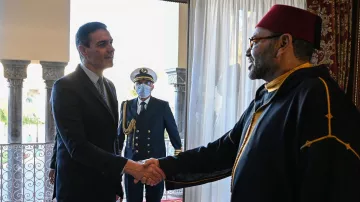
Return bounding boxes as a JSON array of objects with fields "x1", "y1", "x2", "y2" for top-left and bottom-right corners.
[
  {"x1": 292, "y1": 39, "x2": 315, "y2": 62},
  {"x1": 75, "y1": 22, "x2": 107, "y2": 48},
  {"x1": 271, "y1": 32, "x2": 315, "y2": 62}
]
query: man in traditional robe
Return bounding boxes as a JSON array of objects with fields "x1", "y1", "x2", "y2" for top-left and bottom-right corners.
[{"x1": 142, "y1": 4, "x2": 360, "y2": 202}]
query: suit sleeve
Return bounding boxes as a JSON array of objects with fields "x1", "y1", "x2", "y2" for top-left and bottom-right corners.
[
  {"x1": 51, "y1": 81, "x2": 128, "y2": 176},
  {"x1": 296, "y1": 78, "x2": 360, "y2": 202},
  {"x1": 50, "y1": 134, "x2": 57, "y2": 169},
  {"x1": 163, "y1": 102, "x2": 182, "y2": 154},
  {"x1": 158, "y1": 115, "x2": 245, "y2": 189},
  {"x1": 118, "y1": 101, "x2": 126, "y2": 153}
]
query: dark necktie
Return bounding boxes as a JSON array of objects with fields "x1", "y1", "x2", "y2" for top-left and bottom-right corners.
[
  {"x1": 97, "y1": 77, "x2": 111, "y2": 110},
  {"x1": 97, "y1": 77, "x2": 106, "y2": 101},
  {"x1": 140, "y1": 102, "x2": 146, "y2": 114}
]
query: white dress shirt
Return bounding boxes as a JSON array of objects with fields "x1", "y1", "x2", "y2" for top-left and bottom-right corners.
[
  {"x1": 137, "y1": 97, "x2": 150, "y2": 114},
  {"x1": 80, "y1": 64, "x2": 110, "y2": 108}
]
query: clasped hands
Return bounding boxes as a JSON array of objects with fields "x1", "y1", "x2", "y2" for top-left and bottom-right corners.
[{"x1": 124, "y1": 158, "x2": 164, "y2": 186}]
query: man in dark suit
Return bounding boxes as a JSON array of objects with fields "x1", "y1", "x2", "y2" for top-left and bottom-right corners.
[
  {"x1": 118, "y1": 67, "x2": 182, "y2": 202},
  {"x1": 51, "y1": 22, "x2": 165, "y2": 202}
]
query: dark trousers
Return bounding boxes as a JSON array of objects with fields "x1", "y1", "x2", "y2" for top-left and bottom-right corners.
[{"x1": 125, "y1": 174, "x2": 164, "y2": 202}]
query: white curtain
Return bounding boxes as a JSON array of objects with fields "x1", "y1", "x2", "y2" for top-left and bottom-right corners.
[{"x1": 185, "y1": 0, "x2": 306, "y2": 201}]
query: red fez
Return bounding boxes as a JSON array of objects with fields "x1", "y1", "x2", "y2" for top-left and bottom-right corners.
[{"x1": 256, "y1": 5, "x2": 322, "y2": 49}]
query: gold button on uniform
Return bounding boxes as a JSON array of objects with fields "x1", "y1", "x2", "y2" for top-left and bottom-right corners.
[
  {"x1": 148, "y1": 137, "x2": 150, "y2": 140},
  {"x1": 148, "y1": 130, "x2": 151, "y2": 133},
  {"x1": 136, "y1": 130, "x2": 139, "y2": 133},
  {"x1": 135, "y1": 150, "x2": 139, "y2": 153},
  {"x1": 147, "y1": 144, "x2": 150, "y2": 146},
  {"x1": 136, "y1": 137, "x2": 138, "y2": 139},
  {"x1": 135, "y1": 143, "x2": 138, "y2": 146}
]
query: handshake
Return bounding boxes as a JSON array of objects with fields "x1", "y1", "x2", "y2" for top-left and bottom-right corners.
[
  {"x1": 49, "y1": 158, "x2": 165, "y2": 186},
  {"x1": 124, "y1": 158, "x2": 165, "y2": 186}
]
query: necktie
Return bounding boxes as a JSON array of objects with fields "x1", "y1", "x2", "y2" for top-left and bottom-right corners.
[
  {"x1": 140, "y1": 102, "x2": 146, "y2": 114},
  {"x1": 97, "y1": 77, "x2": 107, "y2": 104}
]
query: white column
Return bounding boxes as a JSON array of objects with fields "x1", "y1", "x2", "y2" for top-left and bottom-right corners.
[
  {"x1": 40, "y1": 61, "x2": 66, "y2": 143},
  {"x1": 1, "y1": 59, "x2": 30, "y2": 201},
  {"x1": 40, "y1": 61, "x2": 66, "y2": 200},
  {"x1": 166, "y1": 68, "x2": 186, "y2": 139}
]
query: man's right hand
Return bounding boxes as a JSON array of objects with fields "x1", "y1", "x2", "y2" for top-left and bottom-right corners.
[
  {"x1": 123, "y1": 160, "x2": 165, "y2": 186},
  {"x1": 143, "y1": 158, "x2": 160, "y2": 167},
  {"x1": 133, "y1": 158, "x2": 163, "y2": 184}
]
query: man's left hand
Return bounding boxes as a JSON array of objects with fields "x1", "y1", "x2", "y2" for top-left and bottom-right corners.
[{"x1": 49, "y1": 169, "x2": 55, "y2": 185}]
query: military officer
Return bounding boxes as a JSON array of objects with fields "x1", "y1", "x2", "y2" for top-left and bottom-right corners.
[{"x1": 118, "y1": 67, "x2": 182, "y2": 202}]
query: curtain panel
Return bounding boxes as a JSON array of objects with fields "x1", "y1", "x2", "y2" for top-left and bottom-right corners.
[
  {"x1": 186, "y1": 0, "x2": 306, "y2": 201},
  {"x1": 306, "y1": 0, "x2": 353, "y2": 93}
]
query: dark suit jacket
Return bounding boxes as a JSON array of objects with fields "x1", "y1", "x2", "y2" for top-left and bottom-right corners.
[
  {"x1": 118, "y1": 97, "x2": 182, "y2": 161},
  {"x1": 50, "y1": 134, "x2": 57, "y2": 170},
  {"x1": 51, "y1": 66, "x2": 126, "y2": 202}
]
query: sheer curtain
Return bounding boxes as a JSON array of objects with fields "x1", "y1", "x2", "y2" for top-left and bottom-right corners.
[{"x1": 185, "y1": 0, "x2": 306, "y2": 201}]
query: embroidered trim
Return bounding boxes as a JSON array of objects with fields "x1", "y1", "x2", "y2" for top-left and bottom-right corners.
[
  {"x1": 265, "y1": 62, "x2": 313, "y2": 92},
  {"x1": 300, "y1": 77, "x2": 360, "y2": 160},
  {"x1": 174, "y1": 149, "x2": 182, "y2": 156},
  {"x1": 230, "y1": 116, "x2": 254, "y2": 191},
  {"x1": 230, "y1": 96, "x2": 272, "y2": 191},
  {"x1": 134, "y1": 76, "x2": 154, "y2": 82}
]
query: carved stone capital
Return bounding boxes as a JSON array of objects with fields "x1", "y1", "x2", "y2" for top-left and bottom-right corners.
[
  {"x1": 7, "y1": 79, "x2": 23, "y2": 88},
  {"x1": 1, "y1": 60, "x2": 30, "y2": 80},
  {"x1": 165, "y1": 68, "x2": 187, "y2": 86},
  {"x1": 40, "y1": 61, "x2": 67, "y2": 81}
]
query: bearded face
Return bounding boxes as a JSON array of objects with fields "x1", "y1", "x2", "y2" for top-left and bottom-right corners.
[{"x1": 246, "y1": 28, "x2": 281, "y2": 81}]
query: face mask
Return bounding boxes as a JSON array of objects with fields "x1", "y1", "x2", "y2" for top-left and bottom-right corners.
[{"x1": 136, "y1": 84, "x2": 151, "y2": 98}]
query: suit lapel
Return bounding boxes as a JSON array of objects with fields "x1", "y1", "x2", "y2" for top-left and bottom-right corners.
[{"x1": 77, "y1": 66, "x2": 115, "y2": 123}]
